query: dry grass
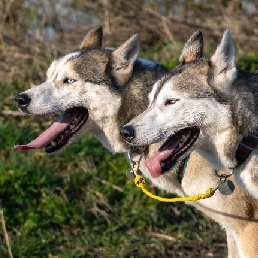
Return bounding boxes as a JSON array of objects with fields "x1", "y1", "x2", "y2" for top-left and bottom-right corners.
[
  {"x1": 0, "y1": 1, "x2": 258, "y2": 84},
  {"x1": 0, "y1": 200, "x2": 13, "y2": 258},
  {"x1": 0, "y1": 1, "x2": 257, "y2": 257}
]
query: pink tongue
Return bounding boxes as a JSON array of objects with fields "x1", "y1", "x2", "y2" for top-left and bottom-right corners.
[
  {"x1": 145, "y1": 135, "x2": 182, "y2": 178},
  {"x1": 14, "y1": 110, "x2": 79, "y2": 150}
]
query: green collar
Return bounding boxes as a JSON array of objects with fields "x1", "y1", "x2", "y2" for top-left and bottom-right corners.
[
  {"x1": 177, "y1": 155, "x2": 190, "y2": 183},
  {"x1": 182, "y1": 155, "x2": 190, "y2": 175}
]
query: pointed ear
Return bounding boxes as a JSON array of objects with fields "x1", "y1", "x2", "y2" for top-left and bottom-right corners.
[
  {"x1": 211, "y1": 29, "x2": 236, "y2": 74},
  {"x1": 179, "y1": 31, "x2": 203, "y2": 65},
  {"x1": 110, "y1": 33, "x2": 140, "y2": 86},
  {"x1": 80, "y1": 26, "x2": 103, "y2": 49},
  {"x1": 210, "y1": 29, "x2": 237, "y2": 91}
]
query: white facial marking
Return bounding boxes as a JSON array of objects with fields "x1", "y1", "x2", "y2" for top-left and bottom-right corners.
[
  {"x1": 156, "y1": 81, "x2": 182, "y2": 107},
  {"x1": 148, "y1": 81, "x2": 160, "y2": 104},
  {"x1": 47, "y1": 52, "x2": 81, "y2": 81}
]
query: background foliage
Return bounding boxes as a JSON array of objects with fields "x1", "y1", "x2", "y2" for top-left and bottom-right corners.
[{"x1": 0, "y1": 1, "x2": 258, "y2": 257}]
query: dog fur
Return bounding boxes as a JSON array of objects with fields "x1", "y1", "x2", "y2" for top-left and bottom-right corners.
[
  {"x1": 15, "y1": 27, "x2": 258, "y2": 257},
  {"x1": 121, "y1": 30, "x2": 258, "y2": 257},
  {"x1": 122, "y1": 30, "x2": 258, "y2": 201},
  {"x1": 14, "y1": 26, "x2": 167, "y2": 154}
]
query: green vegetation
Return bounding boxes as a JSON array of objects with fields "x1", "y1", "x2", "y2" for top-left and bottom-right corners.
[
  {"x1": 0, "y1": 51, "x2": 232, "y2": 257},
  {"x1": 1, "y1": 1, "x2": 258, "y2": 256},
  {"x1": 0, "y1": 112, "x2": 227, "y2": 257},
  {"x1": 1, "y1": 38, "x2": 258, "y2": 256}
]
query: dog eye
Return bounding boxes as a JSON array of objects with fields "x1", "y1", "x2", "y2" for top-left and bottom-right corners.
[
  {"x1": 165, "y1": 98, "x2": 178, "y2": 105},
  {"x1": 63, "y1": 78, "x2": 76, "y2": 84}
]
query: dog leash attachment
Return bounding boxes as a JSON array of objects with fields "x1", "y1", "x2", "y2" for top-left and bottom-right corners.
[
  {"x1": 126, "y1": 150, "x2": 143, "y2": 180},
  {"x1": 134, "y1": 175, "x2": 219, "y2": 202},
  {"x1": 127, "y1": 151, "x2": 219, "y2": 202},
  {"x1": 126, "y1": 160, "x2": 141, "y2": 180},
  {"x1": 216, "y1": 170, "x2": 235, "y2": 196}
]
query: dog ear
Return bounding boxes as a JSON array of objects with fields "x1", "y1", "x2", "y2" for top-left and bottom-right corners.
[
  {"x1": 178, "y1": 31, "x2": 203, "y2": 65},
  {"x1": 80, "y1": 26, "x2": 103, "y2": 48},
  {"x1": 210, "y1": 29, "x2": 237, "y2": 91},
  {"x1": 110, "y1": 33, "x2": 140, "y2": 86}
]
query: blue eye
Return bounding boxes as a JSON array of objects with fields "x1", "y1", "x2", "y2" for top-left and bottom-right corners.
[{"x1": 64, "y1": 78, "x2": 76, "y2": 83}]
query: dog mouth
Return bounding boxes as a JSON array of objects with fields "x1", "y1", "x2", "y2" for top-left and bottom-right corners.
[
  {"x1": 14, "y1": 107, "x2": 88, "y2": 154},
  {"x1": 145, "y1": 127, "x2": 200, "y2": 178}
]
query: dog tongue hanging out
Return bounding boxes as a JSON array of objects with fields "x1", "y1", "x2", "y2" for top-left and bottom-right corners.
[
  {"x1": 145, "y1": 135, "x2": 182, "y2": 178},
  {"x1": 144, "y1": 128, "x2": 199, "y2": 178},
  {"x1": 14, "y1": 26, "x2": 168, "y2": 155},
  {"x1": 14, "y1": 108, "x2": 88, "y2": 151}
]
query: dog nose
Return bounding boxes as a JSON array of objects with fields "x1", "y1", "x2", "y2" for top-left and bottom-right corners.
[
  {"x1": 15, "y1": 93, "x2": 31, "y2": 108},
  {"x1": 120, "y1": 125, "x2": 135, "y2": 142}
]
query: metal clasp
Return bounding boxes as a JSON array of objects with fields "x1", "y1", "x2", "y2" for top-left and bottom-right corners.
[{"x1": 126, "y1": 150, "x2": 143, "y2": 180}]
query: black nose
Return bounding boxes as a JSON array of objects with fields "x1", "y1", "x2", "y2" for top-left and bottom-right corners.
[
  {"x1": 15, "y1": 93, "x2": 31, "y2": 108},
  {"x1": 120, "y1": 125, "x2": 135, "y2": 142}
]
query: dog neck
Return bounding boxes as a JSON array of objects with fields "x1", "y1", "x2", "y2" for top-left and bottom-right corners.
[{"x1": 92, "y1": 117, "x2": 128, "y2": 153}]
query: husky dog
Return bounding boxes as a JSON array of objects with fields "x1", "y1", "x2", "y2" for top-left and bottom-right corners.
[
  {"x1": 14, "y1": 26, "x2": 167, "y2": 154},
  {"x1": 120, "y1": 30, "x2": 258, "y2": 201},
  {"x1": 121, "y1": 31, "x2": 258, "y2": 257},
  {"x1": 15, "y1": 27, "x2": 258, "y2": 257}
]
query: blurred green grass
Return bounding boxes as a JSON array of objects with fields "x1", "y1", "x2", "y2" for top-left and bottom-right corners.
[
  {"x1": 0, "y1": 114, "x2": 226, "y2": 257},
  {"x1": 1, "y1": 42, "x2": 258, "y2": 257}
]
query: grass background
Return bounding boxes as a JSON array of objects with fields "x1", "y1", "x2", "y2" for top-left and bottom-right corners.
[{"x1": 0, "y1": 37, "x2": 258, "y2": 257}]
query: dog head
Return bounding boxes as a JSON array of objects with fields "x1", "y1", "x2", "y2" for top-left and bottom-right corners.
[
  {"x1": 14, "y1": 26, "x2": 141, "y2": 153},
  {"x1": 123, "y1": 30, "x2": 206, "y2": 184},
  {"x1": 121, "y1": 30, "x2": 240, "y2": 176}
]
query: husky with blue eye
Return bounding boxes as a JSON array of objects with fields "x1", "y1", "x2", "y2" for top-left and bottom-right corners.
[
  {"x1": 14, "y1": 26, "x2": 167, "y2": 154},
  {"x1": 15, "y1": 27, "x2": 258, "y2": 257}
]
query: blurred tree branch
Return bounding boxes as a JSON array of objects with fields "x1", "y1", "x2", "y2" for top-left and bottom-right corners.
[
  {"x1": 0, "y1": 0, "x2": 257, "y2": 84},
  {"x1": 0, "y1": 0, "x2": 14, "y2": 40}
]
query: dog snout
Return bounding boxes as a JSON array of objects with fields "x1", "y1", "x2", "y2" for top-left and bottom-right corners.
[
  {"x1": 15, "y1": 93, "x2": 31, "y2": 108},
  {"x1": 120, "y1": 125, "x2": 135, "y2": 142}
]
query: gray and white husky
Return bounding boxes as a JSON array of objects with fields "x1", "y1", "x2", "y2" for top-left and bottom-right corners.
[
  {"x1": 14, "y1": 26, "x2": 167, "y2": 154},
  {"x1": 15, "y1": 27, "x2": 258, "y2": 257},
  {"x1": 120, "y1": 29, "x2": 258, "y2": 202}
]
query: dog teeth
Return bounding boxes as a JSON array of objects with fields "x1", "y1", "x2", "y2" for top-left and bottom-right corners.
[
  {"x1": 51, "y1": 141, "x2": 57, "y2": 147},
  {"x1": 70, "y1": 125, "x2": 75, "y2": 129},
  {"x1": 178, "y1": 143, "x2": 183, "y2": 148},
  {"x1": 181, "y1": 135, "x2": 187, "y2": 143},
  {"x1": 161, "y1": 162, "x2": 165, "y2": 168},
  {"x1": 73, "y1": 118, "x2": 79, "y2": 123}
]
